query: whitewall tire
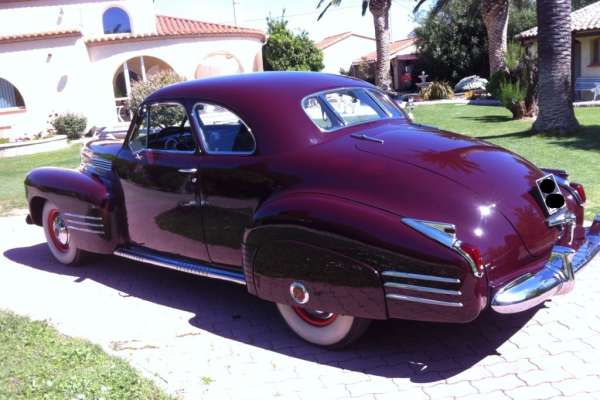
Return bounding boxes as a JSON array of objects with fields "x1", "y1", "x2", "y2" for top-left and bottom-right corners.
[
  {"x1": 42, "y1": 201, "x2": 84, "y2": 265},
  {"x1": 276, "y1": 303, "x2": 371, "y2": 348}
]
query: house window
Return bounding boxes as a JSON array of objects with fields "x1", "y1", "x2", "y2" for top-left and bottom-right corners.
[
  {"x1": 0, "y1": 78, "x2": 25, "y2": 109},
  {"x1": 103, "y1": 7, "x2": 131, "y2": 34},
  {"x1": 592, "y1": 38, "x2": 600, "y2": 65}
]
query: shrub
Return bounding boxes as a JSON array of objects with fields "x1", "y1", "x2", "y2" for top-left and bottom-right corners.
[
  {"x1": 419, "y1": 81, "x2": 454, "y2": 100},
  {"x1": 498, "y1": 81, "x2": 527, "y2": 119},
  {"x1": 51, "y1": 113, "x2": 87, "y2": 140},
  {"x1": 129, "y1": 71, "x2": 184, "y2": 112},
  {"x1": 487, "y1": 70, "x2": 510, "y2": 99}
]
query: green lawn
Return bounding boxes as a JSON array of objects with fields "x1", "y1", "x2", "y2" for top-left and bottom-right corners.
[
  {"x1": 0, "y1": 145, "x2": 81, "y2": 216},
  {"x1": 0, "y1": 311, "x2": 171, "y2": 400},
  {"x1": 413, "y1": 105, "x2": 600, "y2": 220}
]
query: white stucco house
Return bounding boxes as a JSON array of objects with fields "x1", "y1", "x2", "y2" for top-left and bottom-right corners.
[
  {"x1": 0, "y1": 0, "x2": 266, "y2": 139},
  {"x1": 316, "y1": 32, "x2": 375, "y2": 74}
]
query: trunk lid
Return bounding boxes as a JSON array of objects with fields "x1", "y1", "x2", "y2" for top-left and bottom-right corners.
[{"x1": 354, "y1": 123, "x2": 559, "y2": 256}]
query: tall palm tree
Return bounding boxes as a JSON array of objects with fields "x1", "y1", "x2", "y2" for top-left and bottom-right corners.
[
  {"x1": 317, "y1": 0, "x2": 392, "y2": 90},
  {"x1": 414, "y1": 0, "x2": 509, "y2": 75},
  {"x1": 532, "y1": 0, "x2": 580, "y2": 133}
]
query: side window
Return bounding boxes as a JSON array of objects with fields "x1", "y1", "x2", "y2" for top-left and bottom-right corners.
[
  {"x1": 195, "y1": 103, "x2": 255, "y2": 154},
  {"x1": 128, "y1": 103, "x2": 194, "y2": 152},
  {"x1": 129, "y1": 106, "x2": 149, "y2": 152},
  {"x1": 301, "y1": 96, "x2": 343, "y2": 131}
]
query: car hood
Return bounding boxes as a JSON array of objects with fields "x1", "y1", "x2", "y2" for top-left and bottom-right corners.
[{"x1": 353, "y1": 123, "x2": 558, "y2": 257}]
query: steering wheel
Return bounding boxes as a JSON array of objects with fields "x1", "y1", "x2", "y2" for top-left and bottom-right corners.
[{"x1": 164, "y1": 137, "x2": 179, "y2": 150}]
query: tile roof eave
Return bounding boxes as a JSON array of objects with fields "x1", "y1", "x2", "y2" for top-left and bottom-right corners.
[
  {"x1": 85, "y1": 31, "x2": 266, "y2": 46},
  {"x1": 0, "y1": 30, "x2": 81, "y2": 45}
]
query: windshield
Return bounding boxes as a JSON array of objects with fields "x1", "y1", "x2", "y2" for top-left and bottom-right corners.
[{"x1": 301, "y1": 87, "x2": 402, "y2": 132}]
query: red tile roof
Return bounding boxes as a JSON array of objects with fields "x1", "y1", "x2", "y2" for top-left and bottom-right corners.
[
  {"x1": 0, "y1": 29, "x2": 81, "y2": 44},
  {"x1": 518, "y1": 1, "x2": 600, "y2": 39},
  {"x1": 86, "y1": 15, "x2": 266, "y2": 45},
  {"x1": 353, "y1": 37, "x2": 417, "y2": 63},
  {"x1": 316, "y1": 31, "x2": 374, "y2": 50}
]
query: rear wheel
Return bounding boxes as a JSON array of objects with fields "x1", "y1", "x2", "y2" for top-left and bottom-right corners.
[
  {"x1": 42, "y1": 201, "x2": 85, "y2": 265},
  {"x1": 276, "y1": 303, "x2": 371, "y2": 348}
]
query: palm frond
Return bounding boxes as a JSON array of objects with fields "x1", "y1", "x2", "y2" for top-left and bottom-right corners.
[
  {"x1": 413, "y1": 0, "x2": 450, "y2": 15},
  {"x1": 361, "y1": 0, "x2": 369, "y2": 16},
  {"x1": 316, "y1": 0, "x2": 343, "y2": 21}
]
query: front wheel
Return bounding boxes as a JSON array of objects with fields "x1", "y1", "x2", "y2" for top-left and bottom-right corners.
[
  {"x1": 42, "y1": 201, "x2": 85, "y2": 265},
  {"x1": 276, "y1": 303, "x2": 371, "y2": 348}
]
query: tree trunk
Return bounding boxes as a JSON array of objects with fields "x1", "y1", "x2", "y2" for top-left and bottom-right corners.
[
  {"x1": 533, "y1": 0, "x2": 580, "y2": 134},
  {"x1": 481, "y1": 0, "x2": 509, "y2": 75},
  {"x1": 369, "y1": 0, "x2": 392, "y2": 90}
]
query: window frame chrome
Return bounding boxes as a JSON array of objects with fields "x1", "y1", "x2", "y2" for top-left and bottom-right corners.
[{"x1": 192, "y1": 101, "x2": 257, "y2": 156}]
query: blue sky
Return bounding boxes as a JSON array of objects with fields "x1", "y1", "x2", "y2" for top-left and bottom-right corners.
[{"x1": 154, "y1": 0, "x2": 418, "y2": 42}]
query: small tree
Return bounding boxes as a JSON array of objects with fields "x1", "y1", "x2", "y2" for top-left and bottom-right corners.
[
  {"x1": 414, "y1": 1, "x2": 489, "y2": 82},
  {"x1": 129, "y1": 71, "x2": 184, "y2": 112},
  {"x1": 263, "y1": 13, "x2": 324, "y2": 71},
  {"x1": 488, "y1": 42, "x2": 538, "y2": 119}
]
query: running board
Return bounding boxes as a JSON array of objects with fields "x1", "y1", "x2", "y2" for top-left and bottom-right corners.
[{"x1": 113, "y1": 247, "x2": 246, "y2": 286}]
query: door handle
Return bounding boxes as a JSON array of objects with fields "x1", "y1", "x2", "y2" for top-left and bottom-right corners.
[{"x1": 178, "y1": 168, "x2": 198, "y2": 174}]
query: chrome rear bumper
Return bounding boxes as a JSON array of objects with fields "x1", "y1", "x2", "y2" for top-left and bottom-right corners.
[{"x1": 491, "y1": 215, "x2": 600, "y2": 314}]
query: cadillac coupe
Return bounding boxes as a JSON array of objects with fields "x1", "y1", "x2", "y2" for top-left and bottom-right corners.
[{"x1": 25, "y1": 72, "x2": 600, "y2": 347}]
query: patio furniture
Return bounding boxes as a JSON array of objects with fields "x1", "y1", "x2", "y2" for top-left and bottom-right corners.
[{"x1": 575, "y1": 76, "x2": 600, "y2": 101}]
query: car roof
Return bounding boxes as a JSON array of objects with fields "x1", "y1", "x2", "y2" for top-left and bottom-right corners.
[{"x1": 144, "y1": 72, "x2": 375, "y2": 155}]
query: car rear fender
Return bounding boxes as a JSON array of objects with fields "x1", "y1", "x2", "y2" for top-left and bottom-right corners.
[{"x1": 245, "y1": 192, "x2": 487, "y2": 322}]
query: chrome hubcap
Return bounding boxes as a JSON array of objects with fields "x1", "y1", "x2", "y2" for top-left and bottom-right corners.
[{"x1": 52, "y1": 214, "x2": 69, "y2": 247}]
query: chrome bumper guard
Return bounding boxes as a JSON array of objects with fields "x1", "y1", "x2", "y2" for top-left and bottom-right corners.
[{"x1": 491, "y1": 215, "x2": 600, "y2": 314}]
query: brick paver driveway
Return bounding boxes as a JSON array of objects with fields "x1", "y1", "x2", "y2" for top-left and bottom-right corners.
[{"x1": 1, "y1": 215, "x2": 599, "y2": 399}]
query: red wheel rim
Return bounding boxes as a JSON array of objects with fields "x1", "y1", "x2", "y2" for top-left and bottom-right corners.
[
  {"x1": 47, "y1": 209, "x2": 69, "y2": 253},
  {"x1": 292, "y1": 306, "x2": 337, "y2": 327}
]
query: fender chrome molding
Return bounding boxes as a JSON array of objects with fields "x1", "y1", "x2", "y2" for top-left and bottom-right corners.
[
  {"x1": 401, "y1": 218, "x2": 484, "y2": 278},
  {"x1": 386, "y1": 293, "x2": 463, "y2": 308}
]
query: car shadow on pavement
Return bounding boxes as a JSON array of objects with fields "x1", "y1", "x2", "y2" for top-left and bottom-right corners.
[{"x1": 4, "y1": 243, "x2": 540, "y2": 383}]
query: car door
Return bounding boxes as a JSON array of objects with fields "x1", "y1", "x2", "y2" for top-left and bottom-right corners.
[
  {"x1": 114, "y1": 101, "x2": 210, "y2": 262},
  {"x1": 192, "y1": 102, "x2": 273, "y2": 267}
]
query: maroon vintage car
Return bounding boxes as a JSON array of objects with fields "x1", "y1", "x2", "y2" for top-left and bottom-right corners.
[{"x1": 25, "y1": 72, "x2": 600, "y2": 347}]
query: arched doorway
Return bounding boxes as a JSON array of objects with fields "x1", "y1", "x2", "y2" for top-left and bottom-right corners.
[
  {"x1": 195, "y1": 52, "x2": 243, "y2": 79},
  {"x1": 113, "y1": 56, "x2": 174, "y2": 122},
  {"x1": 0, "y1": 78, "x2": 25, "y2": 110}
]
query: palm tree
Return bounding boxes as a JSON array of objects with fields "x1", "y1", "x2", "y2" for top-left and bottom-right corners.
[
  {"x1": 414, "y1": 0, "x2": 509, "y2": 75},
  {"x1": 317, "y1": 0, "x2": 392, "y2": 90},
  {"x1": 532, "y1": 0, "x2": 580, "y2": 133}
]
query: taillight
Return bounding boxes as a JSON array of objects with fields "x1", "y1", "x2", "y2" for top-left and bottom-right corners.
[
  {"x1": 457, "y1": 242, "x2": 485, "y2": 277},
  {"x1": 570, "y1": 182, "x2": 586, "y2": 204}
]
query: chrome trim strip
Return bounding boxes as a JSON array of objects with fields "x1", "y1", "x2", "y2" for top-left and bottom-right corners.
[
  {"x1": 384, "y1": 282, "x2": 462, "y2": 296},
  {"x1": 114, "y1": 248, "x2": 246, "y2": 286},
  {"x1": 63, "y1": 213, "x2": 102, "y2": 221},
  {"x1": 65, "y1": 219, "x2": 104, "y2": 228},
  {"x1": 382, "y1": 271, "x2": 460, "y2": 284},
  {"x1": 401, "y1": 218, "x2": 484, "y2": 278},
  {"x1": 67, "y1": 226, "x2": 104, "y2": 234},
  {"x1": 401, "y1": 218, "x2": 456, "y2": 249},
  {"x1": 386, "y1": 293, "x2": 463, "y2": 308},
  {"x1": 492, "y1": 223, "x2": 600, "y2": 314}
]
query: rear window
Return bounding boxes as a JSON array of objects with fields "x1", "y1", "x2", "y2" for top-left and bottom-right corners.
[{"x1": 301, "y1": 88, "x2": 400, "y2": 131}]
